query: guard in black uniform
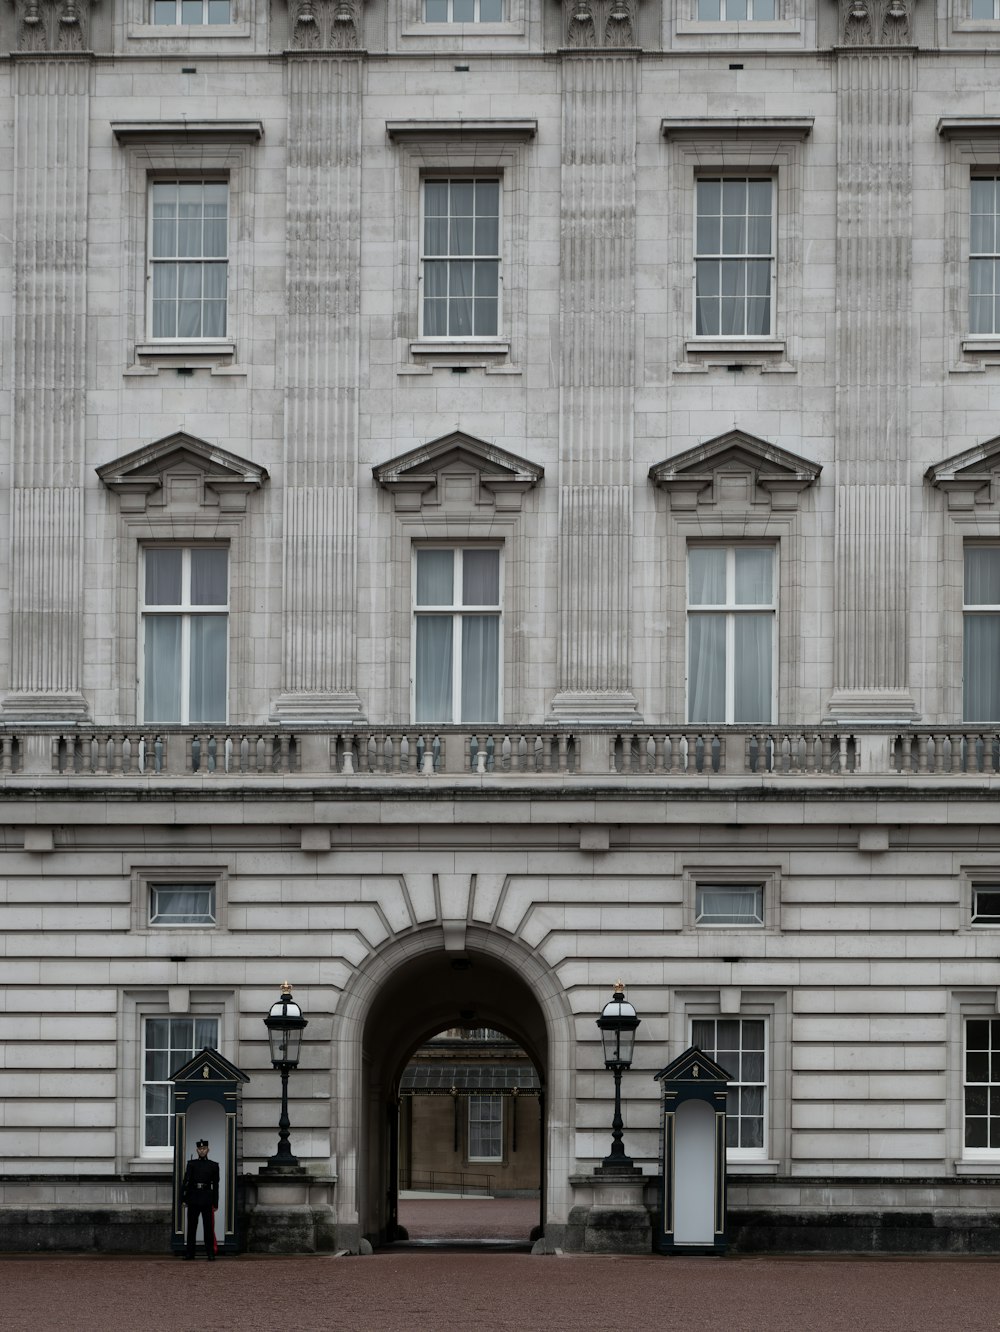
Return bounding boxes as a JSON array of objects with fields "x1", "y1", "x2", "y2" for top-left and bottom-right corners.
[{"x1": 182, "y1": 1138, "x2": 220, "y2": 1260}]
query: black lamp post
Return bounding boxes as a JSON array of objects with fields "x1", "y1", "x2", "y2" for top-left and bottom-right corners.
[
  {"x1": 264, "y1": 981, "x2": 308, "y2": 1168},
  {"x1": 596, "y1": 980, "x2": 640, "y2": 1169}
]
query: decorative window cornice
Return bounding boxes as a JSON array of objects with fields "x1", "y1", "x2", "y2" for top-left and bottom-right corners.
[
  {"x1": 97, "y1": 431, "x2": 268, "y2": 514},
  {"x1": 386, "y1": 120, "x2": 537, "y2": 144},
  {"x1": 662, "y1": 117, "x2": 813, "y2": 142},
  {"x1": 649, "y1": 429, "x2": 821, "y2": 512},
  {"x1": 373, "y1": 431, "x2": 543, "y2": 514},
  {"x1": 926, "y1": 436, "x2": 1000, "y2": 511},
  {"x1": 111, "y1": 121, "x2": 264, "y2": 145}
]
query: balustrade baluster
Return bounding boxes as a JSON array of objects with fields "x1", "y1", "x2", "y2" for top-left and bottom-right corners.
[{"x1": 557, "y1": 733, "x2": 568, "y2": 774}]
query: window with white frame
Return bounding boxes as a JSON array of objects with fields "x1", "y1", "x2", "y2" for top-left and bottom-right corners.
[
  {"x1": 468, "y1": 1094, "x2": 504, "y2": 1160},
  {"x1": 149, "y1": 181, "x2": 228, "y2": 340},
  {"x1": 152, "y1": 0, "x2": 231, "y2": 20},
  {"x1": 425, "y1": 0, "x2": 503, "y2": 15},
  {"x1": 697, "y1": 0, "x2": 775, "y2": 14},
  {"x1": 971, "y1": 884, "x2": 1000, "y2": 926},
  {"x1": 695, "y1": 178, "x2": 774, "y2": 337},
  {"x1": 970, "y1": 178, "x2": 1000, "y2": 336},
  {"x1": 964, "y1": 546, "x2": 1000, "y2": 721},
  {"x1": 142, "y1": 1015, "x2": 219, "y2": 1151},
  {"x1": 687, "y1": 546, "x2": 775, "y2": 724},
  {"x1": 413, "y1": 546, "x2": 501, "y2": 723},
  {"x1": 141, "y1": 546, "x2": 229, "y2": 724},
  {"x1": 421, "y1": 179, "x2": 501, "y2": 339},
  {"x1": 695, "y1": 883, "x2": 764, "y2": 927},
  {"x1": 964, "y1": 1017, "x2": 1000, "y2": 1154},
  {"x1": 691, "y1": 1017, "x2": 767, "y2": 1156},
  {"x1": 149, "y1": 882, "x2": 216, "y2": 927}
]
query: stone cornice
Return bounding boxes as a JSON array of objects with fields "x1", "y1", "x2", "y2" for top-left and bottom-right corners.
[
  {"x1": 386, "y1": 119, "x2": 537, "y2": 143},
  {"x1": 111, "y1": 120, "x2": 264, "y2": 144},
  {"x1": 662, "y1": 117, "x2": 813, "y2": 141}
]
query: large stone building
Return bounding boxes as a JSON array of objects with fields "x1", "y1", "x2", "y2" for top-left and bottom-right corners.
[{"x1": 2, "y1": 0, "x2": 1000, "y2": 1255}]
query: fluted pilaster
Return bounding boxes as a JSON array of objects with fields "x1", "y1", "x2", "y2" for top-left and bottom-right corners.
[
  {"x1": 551, "y1": 54, "x2": 638, "y2": 720},
  {"x1": 828, "y1": 52, "x2": 915, "y2": 718},
  {"x1": 273, "y1": 56, "x2": 364, "y2": 719},
  {"x1": 6, "y1": 59, "x2": 90, "y2": 718}
]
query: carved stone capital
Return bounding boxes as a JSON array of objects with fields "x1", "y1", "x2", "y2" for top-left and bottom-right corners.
[
  {"x1": 562, "y1": 0, "x2": 637, "y2": 50},
  {"x1": 837, "y1": 0, "x2": 911, "y2": 47},
  {"x1": 12, "y1": 0, "x2": 95, "y2": 52},
  {"x1": 286, "y1": 0, "x2": 362, "y2": 49}
]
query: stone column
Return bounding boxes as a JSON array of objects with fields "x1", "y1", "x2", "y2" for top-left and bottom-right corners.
[
  {"x1": 5, "y1": 50, "x2": 92, "y2": 719},
  {"x1": 551, "y1": 42, "x2": 639, "y2": 721},
  {"x1": 828, "y1": 19, "x2": 916, "y2": 718},
  {"x1": 271, "y1": 48, "x2": 365, "y2": 720}
]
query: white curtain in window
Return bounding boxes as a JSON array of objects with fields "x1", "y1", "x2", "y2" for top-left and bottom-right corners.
[
  {"x1": 416, "y1": 616, "x2": 453, "y2": 721},
  {"x1": 416, "y1": 549, "x2": 453, "y2": 605},
  {"x1": 461, "y1": 616, "x2": 499, "y2": 722},
  {"x1": 144, "y1": 616, "x2": 182, "y2": 721},
  {"x1": 689, "y1": 548, "x2": 726, "y2": 605},
  {"x1": 965, "y1": 616, "x2": 1000, "y2": 721},
  {"x1": 189, "y1": 616, "x2": 228, "y2": 722},
  {"x1": 688, "y1": 614, "x2": 725, "y2": 723},
  {"x1": 698, "y1": 887, "x2": 762, "y2": 924},
  {"x1": 462, "y1": 548, "x2": 500, "y2": 605},
  {"x1": 151, "y1": 885, "x2": 214, "y2": 924},
  {"x1": 733, "y1": 614, "x2": 772, "y2": 722},
  {"x1": 191, "y1": 548, "x2": 228, "y2": 605},
  {"x1": 145, "y1": 548, "x2": 182, "y2": 606}
]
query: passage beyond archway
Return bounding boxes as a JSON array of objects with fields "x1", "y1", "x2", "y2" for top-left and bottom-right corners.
[{"x1": 344, "y1": 934, "x2": 571, "y2": 1250}]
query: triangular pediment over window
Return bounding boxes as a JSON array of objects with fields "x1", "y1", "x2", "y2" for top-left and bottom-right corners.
[
  {"x1": 373, "y1": 432, "x2": 543, "y2": 514},
  {"x1": 97, "y1": 432, "x2": 269, "y2": 514},
  {"x1": 926, "y1": 436, "x2": 1000, "y2": 511},
  {"x1": 649, "y1": 430, "x2": 821, "y2": 513}
]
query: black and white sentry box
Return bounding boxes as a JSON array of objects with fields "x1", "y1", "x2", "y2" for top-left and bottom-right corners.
[
  {"x1": 170, "y1": 1048, "x2": 250, "y2": 1256},
  {"x1": 654, "y1": 1047, "x2": 731, "y2": 1255}
]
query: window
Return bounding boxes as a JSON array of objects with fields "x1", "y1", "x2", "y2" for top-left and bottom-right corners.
[
  {"x1": 141, "y1": 546, "x2": 229, "y2": 723},
  {"x1": 972, "y1": 885, "x2": 1000, "y2": 925},
  {"x1": 468, "y1": 1094, "x2": 503, "y2": 1160},
  {"x1": 964, "y1": 1018, "x2": 1000, "y2": 1154},
  {"x1": 149, "y1": 181, "x2": 228, "y2": 340},
  {"x1": 691, "y1": 1017, "x2": 767, "y2": 1156},
  {"x1": 425, "y1": 0, "x2": 503, "y2": 15},
  {"x1": 149, "y1": 883, "x2": 216, "y2": 926},
  {"x1": 152, "y1": 0, "x2": 230, "y2": 19},
  {"x1": 970, "y1": 0, "x2": 1000, "y2": 17},
  {"x1": 697, "y1": 0, "x2": 774, "y2": 14},
  {"x1": 421, "y1": 179, "x2": 500, "y2": 339},
  {"x1": 413, "y1": 546, "x2": 501, "y2": 723},
  {"x1": 964, "y1": 546, "x2": 1000, "y2": 721},
  {"x1": 971, "y1": 179, "x2": 1000, "y2": 336},
  {"x1": 696, "y1": 884, "x2": 764, "y2": 927},
  {"x1": 687, "y1": 546, "x2": 775, "y2": 723},
  {"x1": 142, "y1": 1015, "x2": 219, "y2": 1151},
  {"x1": 695, "y1": 178, "x2": 774, "y2": 337}
]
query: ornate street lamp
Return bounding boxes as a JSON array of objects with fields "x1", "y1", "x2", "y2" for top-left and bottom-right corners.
[
  {"x1": 596, "y1": 980, "x2": 640, "y2": 1168},
  {"x1": 264, "y1": 981, "x2": 308, "y2": 1167}
]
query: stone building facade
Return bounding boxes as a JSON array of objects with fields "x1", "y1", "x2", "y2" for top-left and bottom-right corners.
[{"x1": 2, "y1": 0, "x2": 1000, "y2": 1255}]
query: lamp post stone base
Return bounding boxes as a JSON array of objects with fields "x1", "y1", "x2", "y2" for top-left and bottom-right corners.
[
  {"x1": 246, "y1": 1167, "x2": 341, "y2": 1253},
  {"x1": 561, "y1": 1165, "x2": 652, "y2": 1255}
]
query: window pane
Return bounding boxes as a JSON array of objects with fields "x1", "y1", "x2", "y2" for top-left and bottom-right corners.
[
  {"x1": 964, "y1": 615, "x2": 1000, "y2": 721},
  {"x1": 733, "y1": 614, "x2": 772, "y2": 722},
  {"x1": 188, "y1": 616, "x2": 228, "y2": 722},
  {"x1": 462, "y1": 548, "x2": 500, "y2": 605},
  {"x1": 698, "y1": 0, "x2": 721, "y2": 14},
  {"x1": 728, "y1": 0, "x2": 748, "y2": 16},
  {"x1": 480, "y1": 0, "x2": 503, "y2": 18},
  {"x1": 145, "y1": 548, "x2": 183, "y2": 605},
  {"x1": 973, "y1": 889, "x2": 1000, "y2": 923},
  {"x1": 453, "y1": 0, "x2": 474, "y2": 18},
  {"x1": 450, "y1": 181, "x2": 475, "y2": 219},
  {"x1": 144, "y1": 616, "x2": 182, "y2": 722},
  {"x1": 735, "y1": 547, "x2": 773, "y2": 604},
  {"x1": 688, "y1": 614, "x2": 726, "y2": 723},
  {"x1": 195, "y1": 1017, "x2": 219, "y2": 1048},
  {"x1": 689, "y1": 548, "x2": 726, "y2": 604},
  {"x1": 425, "y1": 216, "x2": 448, "y2": 256},
  {"x1": 966, "y1": 547, "x2": 1000, "y2": 605},
  {"x1": 417, "y1": 549, "x2": 454, "y2": 605},
  {"x1": 753, "y1": 0, "x2": 775, "y2": 16},
  {"x1": 151, "y1": 884, "x2": 215, "y2": 926},
  {"x1": 153, "y1": 0, "x2": 176, "y2": 20},
  {"x1": 425, "y1": 0, "x2": 448, "y2": 15},
  {"x1": 207, "y1": 0, "x2": 229, "y2": 19},
  {"x1": 191, "y1": 548, "x2": 228, "y2": 606},
  {"x1": 415, "y1": 616, "x2": 453, "y2": 722},
  {"x1": 461, "y1": 615, "x2": 500, "y2": 723}
]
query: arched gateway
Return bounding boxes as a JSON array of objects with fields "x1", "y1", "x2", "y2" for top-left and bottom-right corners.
[{"x1": 330, "y1": 926, "x2": 576, "y2": 1251}]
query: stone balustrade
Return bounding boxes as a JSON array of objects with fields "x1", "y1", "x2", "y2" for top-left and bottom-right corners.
[{"x1": 0, "y1": 724, "x2": 998, "y2": 780}]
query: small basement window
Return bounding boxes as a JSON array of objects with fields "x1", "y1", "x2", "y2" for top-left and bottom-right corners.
[
  {"x1": 150, "y1": 883, "x2": 216, "y2": 926},
  {"x1": 695, "y1": 883, "x2": 764, "y2": 927}
]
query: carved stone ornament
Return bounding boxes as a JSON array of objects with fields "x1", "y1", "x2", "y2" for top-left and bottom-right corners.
[
  {"x1": 562, "y1": 0, "x2": 636, "y2": 49},
  {"x1": 286, "y1": 0, "x2": 362, "y2": 49},
  {"x1": 838, "y1": 0, "x2": 911, "y2": 46},
  {"x1": 13, "y1": 0, "x2": 94, "y2": 51}
]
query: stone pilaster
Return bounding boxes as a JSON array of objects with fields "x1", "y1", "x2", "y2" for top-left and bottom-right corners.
[
  {"x1": 827, "y1": 49, "x2": 916, "y2": 719},
  {"x1": 5, "y1": 58, "x2": 90, "y2": 719},
  {"x1": 272, "y1": 55, "x2": 365, "y2": 720},
  {"x1": 551, "y1": 53, "x2": 638, "y2": 721}
]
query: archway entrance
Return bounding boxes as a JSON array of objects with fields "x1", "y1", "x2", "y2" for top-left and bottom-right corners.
[{"x1": 334, "y1": 931, "x2": 572, "y2": 1251}]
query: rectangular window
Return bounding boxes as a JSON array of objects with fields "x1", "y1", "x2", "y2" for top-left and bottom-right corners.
[
  {"x1": 424, "y1": 0, "x2": 503, "y2": 15},
  {"x1": 691, "y1": 1017, "x2": 767, "y2": 1156},
  {"x1": 468, "y1": 1094, "x2": 503, "y2": 1161},
  {"x1": 687, "y1": 545, "x2": 775, "y2": 724},
  {"x1": 964, "y1": 546, "x2": 1000, "y2": 721},
  {"x1": 149, "y1": 181, "x2": 228, "y2": 340},
  {"x1": 141, "y1": 546, "x2": 229, "y2": 724},
  {"x1": 964, "y1": 1017, "x2": 1000, "y2": 1154},
  {"x1": 142, "y1": 1015, "x2": 219, "y2": 1151},
  {"x1": 971, "y1": 178, "x2": 1000, "y2": 336},
  {"x1": 970, "y1": 0, "x2": 1000, "y2": 19},
  {"x1": 421, "y1": 179, "x2": 500, "y2": 339},
  {"x1": 696, "y1": 884, "x2": 764, "y2": 927},
  {"x1": 972, "y1": 885, "x2": 1000, "y2": 926},
  {"x1": 152, "y1": 0, "x2": 231, "y2": 20},
  {"x1": 695, "y1": 178, "x2": 774, "y2": 337},
  {"x1": 149, "y1": 883, "x2": 216, "y2": 926},
  {"x1": 696, "y1": 0, "x2": 775, "y2": 14},
  {"x1": 413, "y1": 546, "x2": 501, "y2": 724}
]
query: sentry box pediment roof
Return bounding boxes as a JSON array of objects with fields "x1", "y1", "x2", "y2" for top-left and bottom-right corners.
[
  {"x1": 649, "y1": 429, "x2": 821, "y2": 513},
  {"x1": 373, "y1": 431, "x2": 543, "y2": 514},
  {"x1": 170, "y1": 1046, "x2": 250, "y2": 1086},
  {"x1": 654, "y1": 1045, "x2": 733, "y2": 1089},
  {"x1": 97, "y1": 432, "x2": 269, "y2": 514}
]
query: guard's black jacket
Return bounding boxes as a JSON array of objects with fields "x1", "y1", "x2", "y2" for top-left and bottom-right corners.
[{"x1": 182, "y1": 1156, "x2": 220, "y2": 1208}]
